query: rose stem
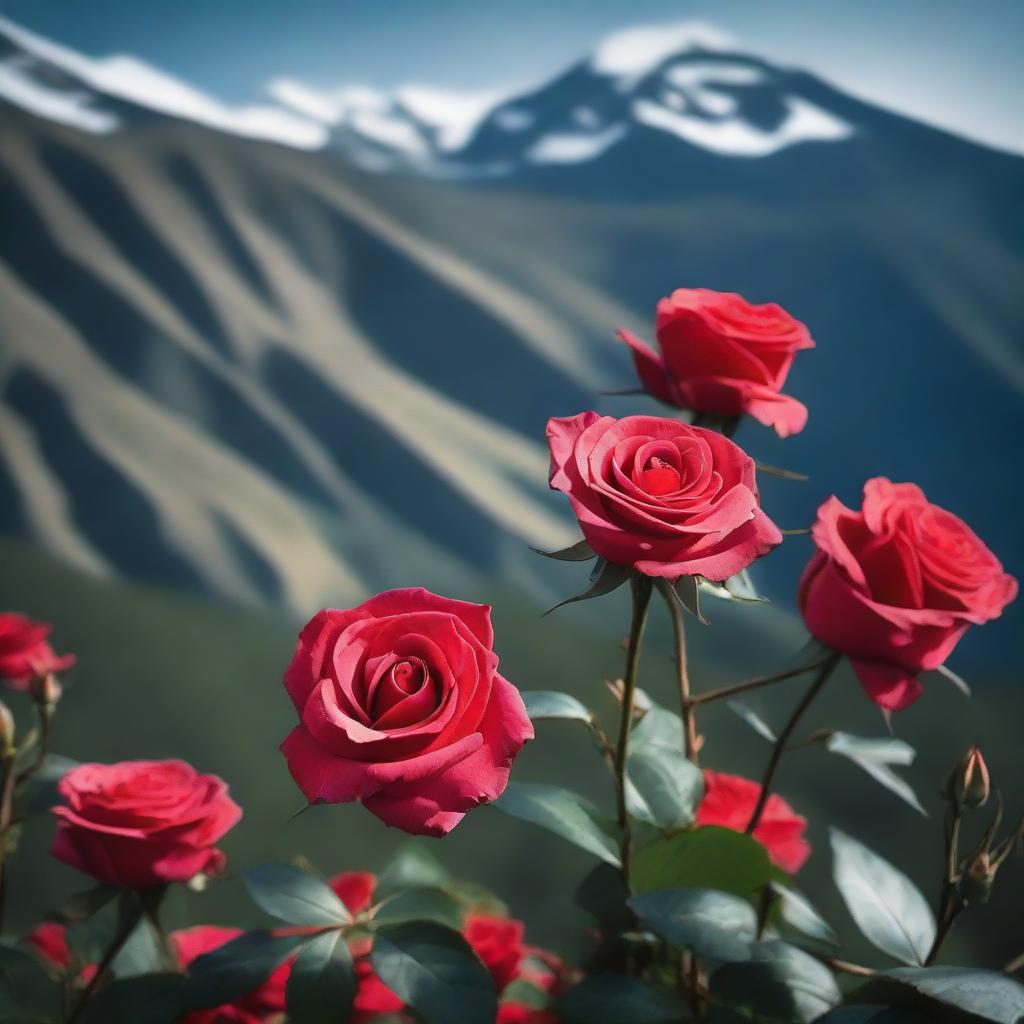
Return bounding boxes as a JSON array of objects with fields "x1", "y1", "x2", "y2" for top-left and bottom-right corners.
[
  {"x1": 925, "y1": 806, "x2": 965, "y2": 965},
  {"x1": 17, "y1": 699, "x2": 54, "y2": 784},
  {"x1": 664, "y1": 588, "x2": 699, "y2": 764},
  {"x1": 744, "y1": 652, "x2": 840, "y2": 835},
  {"x1": 67, "y1": 894, "x2": 146, "y2": 1024},
  {"x1": 614, "y1": 573, "x2": 653, "y2": 887},
  {"x1": 0, "y1": 745, "x2": 16, "y2": 930},
  {"x1": 687, "y1": 656, "x2": 834, "y2": 707}
]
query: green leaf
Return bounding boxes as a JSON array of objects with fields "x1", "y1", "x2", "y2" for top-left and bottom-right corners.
[
  {"x1": 185, "y1": 929, "x2": 307, "y2": 1010},
  {"x1": 377, "y1": 843, "x2": 449, "y2": 898},
  {"x1": 375, "y1": 887, "x2": 465, "y2": 929},
  {"x1": 46, "y1": 884, "x2": 120, "y2": 925},
  {"x1": 825, "y1": 734, "x2": 926, "y2": 816},
  {"x1": 625, "y1": 746, "x2": 704, "y2": 830},
  {"x1": 112, "y1": 919, "x2": 170, "y2": 978},
  {"x1": 816, "y1": 1009, "x2": 934, "y2": 1023},
  {"x1": 0, "y1": 945, "x2": 62, "y2": 1023},
  {"x1": 533, "y1": 538, "x2": 596, "y2": 561},
  {"x1": 657, "y1": 575, "x2": 708, "y2": 625},
  {"x1": 79, "y1": 973, "x2": 187, "y2": 1024},
  {"x1": 491, "y1": 782, "x2": 620, "y2": 866},
  {"x1": 575, "y1": 863, "x2": 632, "y2": 931},
  {"x1": 521, "y1": 691, "x2": 592, "y2": 724},
  {"x1": 630, "y1": 888, "x2": 757, "y2": 962},
  {"x1": 770, "y1": 882, "x2": 839, "y2": 952},
  {"x1": 558, "y1": 974, "x2": 690, "y2": 1023},
  {"x1": 545, "y1": 559, "x2": 631, "y2": 614},
  {"x1": 633, "y1": 826, "x2": 771, "y2": 896},
  {"x1": 370, "y1": 921, "x2": 497, "y2": 1024},
  {"x1": 829, "y1": 829, "x2": 935, "y2": 967},
  {"x1": 631, "y1": 705, "x2": 684, "y2": 751},
  {"x1": 699, "y1": 569, "x2": 767, "y2": 603},
  {"x1": 244, "y1": 862, "x2": 351, "y2": 926},
  {"x1": 726, "y1": 701, "x2": 776, "y2": 742},
  {"x1": 710, "y1": 939, "x2": 841, "y2": 1023},
  {"x1": 858, "y1": 967, "x2": 1024, "y2": 1024},
  {"x1": 285, "y1": 929, "x2": 356, "y2": 1024}
]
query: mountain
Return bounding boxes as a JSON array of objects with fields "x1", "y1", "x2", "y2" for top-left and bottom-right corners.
[{"x1": 0, "y1": 17, "x2": 1020, "y2": 670}]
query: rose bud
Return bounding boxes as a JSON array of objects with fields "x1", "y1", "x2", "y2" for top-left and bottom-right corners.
[
  {"x1": 29, "y1": 672, "x2": 62, "y2": 709},
  {"x1": 547, "y1": 413, "x2": 781, "y2": 580},
  {"x1": 0, "y1": 700, "x2": 14, "y2": 756},
  {"x1": 799, "y1": 479, "x2": 1017, "y2": 711},
  {"x1": 944, "y1": 746, "x2": 990, "y2": 809},
  {"x1": 616, "y1": 288, "x2": 814, "y2": 438},
  {"x1": 0, "y1": 613, "x2": 75, "y2": 691}
]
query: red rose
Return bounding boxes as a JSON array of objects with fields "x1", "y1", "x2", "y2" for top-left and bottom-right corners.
[
  {"x1": 24, "y1": 922, "x2": 74, "y2": 970},
  {"x1": 0, "y1": 612, "x2": 75, "y2": 689},
  {"x1": 617, "y1": 288, "x2": 814, "y2": 437},
  {"x1": 696, "y1": 770, "x2": 810, "y2": 873},
  {"x1": 799, "y1": 478, "x2": 1017, "y2": 710},
  {"x1": 353, "y1": 952, "x2": 406, "y2": 1022},
  {"x1": 51, "y1": 760, "x2": 241, "y2": 888},
  {"x1": 280, "y1": 588, "x2": 533, "y2": 836},
  {"x1": 174, "y1": 926, "x2": 288, "y2": 1024},
  {"x1": 547, "y1": 413, "x2": 781, "y2": 580},
  {"x1": 330, "y1": 870, "x2": 377, "y2": 915},
  {"x1": 464, "y1": 914, "x2": 526, "y2": 991}
]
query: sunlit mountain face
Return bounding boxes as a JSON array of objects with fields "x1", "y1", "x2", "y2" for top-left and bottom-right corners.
[{"x1": 0, "y1": 16, "x2": 1020, "y2": 669}]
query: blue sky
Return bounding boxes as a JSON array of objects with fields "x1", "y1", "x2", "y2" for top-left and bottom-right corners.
[{"x1": 2, "y1": 0, "x2": 1022, "y2": 153}]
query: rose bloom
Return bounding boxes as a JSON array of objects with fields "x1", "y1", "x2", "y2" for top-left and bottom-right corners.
[
  {"x1": 174, "y1": 926, "x2": 288, "y2": 1024},
  {"x1": 280, "y1": 589, "x2": 533, "y2": 836},
  {"x1": 800, "y1": 478, "x2": 1017, "y2": 710},
  {"x1": 617, "y1": 288, "x2": 814, "y2": 438},
  {"x1": 0, "y1": 612, "x2": 75, "y2": 689},
  {"x1": 330, "y1": 872, "x2": 566, "y2": 1024},
  {"x1": 547, "y1": 413, "x2": 781, "y2": 580},
  {"x1": 51, "y1": 760, "x2": 241, "y2": 888},
  {"x1": 697, "y1": 770, "x2": 810, "y2": 873}
]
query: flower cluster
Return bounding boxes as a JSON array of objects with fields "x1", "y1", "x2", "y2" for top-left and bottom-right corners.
[{"x1": 1, "y1": 286, "x2": 1018, "y2": 1024}]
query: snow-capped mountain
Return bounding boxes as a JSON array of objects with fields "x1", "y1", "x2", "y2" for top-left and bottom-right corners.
[{"x1": 0, "y1": 15, "x2": 1021, "y2": 666}]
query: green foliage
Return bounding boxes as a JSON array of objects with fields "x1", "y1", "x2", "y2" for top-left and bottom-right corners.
[
  {"x1": 625, "y1": 746, "x2": 704, "y2": 830},
  {"x1": 374, "y1": 886, "x2": 465, "y2": 929},
  {"x1": 244, "y1": 862, "x2": 352, "y2": 927},
  {"x1": 630, "y1": 888, "x2": 757, "y2": 962},
  {"x1": 285, "y1": 929, "x2": 356, "y2": 1024},
  {"x1": 491, "y1": 781, "x2": 620, "y2": 865},
  {"x1": 857, "y1": 967, "x2": 1024, "y2": 1024},
  {"x1": 370, "y1": 920, "x2": 497, "y2": 1024},
  {"x1": 824, "y1": 734, "x2": 926, "y2": 816},
  {"x1": 710, "y1": 939, "x2": 841, "y2": 1023},
  {"x1": 78, "y1": 974, "x2": 187, "y2": 1024},
  {"x1": 769, "y1": 882, "x2": 839, "y2": 953},
  {"x1": 0, "y1": 942, "x2": 62, "y2": 1024},
  {"x1": 632, "y1": 826, "x2": 771, "y2": 896},
  {"x1": 376, "y1": 842, "x2": 449, "y2": 898},
  {"x1": 829, "y1": 829, "x2": 936, "y2": 966},
  {"x1": 558, "y1": 974, "x2": 691, "y2": 1023},
  {"x1": 522, "y1": 690, "x2": 593, "y2": 724}
]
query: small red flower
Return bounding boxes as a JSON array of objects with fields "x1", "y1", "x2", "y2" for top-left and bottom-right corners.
[
  {"x1": 0, "y1": 612, "x2": 75, "y2": 690},
  {"x1": 697, "y1": 770, "x2": 810, "y2": 873}
]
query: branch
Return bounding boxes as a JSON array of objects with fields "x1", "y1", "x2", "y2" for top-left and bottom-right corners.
[{"x1": 688, "y1": 656, "x2": 833, "y2": 707}]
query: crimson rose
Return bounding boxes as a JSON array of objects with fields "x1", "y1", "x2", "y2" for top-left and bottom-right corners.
[
  {"x1": 547, "y1": 413, "x2": 781, "y2": 579},
  {"x1": 799, "y1": 478, "x2": 1017, "y2": 710},
  {"x1": 51, "y1": 760, "x2": 241, "y2": 888},
  {"x1": 0, "y1": 612, "x2": 75, "y2": 689},
  {"x1": 617, "y1": 288, "x2": 814, "y2": 437},
  {"x1": 697, "y1": 770, "x2": 810, "y2": 873},
  {"x1": 280, "y1": 588, "x2": 533, "y2": 836}
]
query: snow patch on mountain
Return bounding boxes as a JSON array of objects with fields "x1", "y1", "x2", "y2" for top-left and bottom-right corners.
[{"x1": 591, "y1": 22, "x2": 736, "y2": 77}]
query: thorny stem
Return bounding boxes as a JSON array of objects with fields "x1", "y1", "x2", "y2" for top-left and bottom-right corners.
[
  {"x1": 925, "y1": 806, "x2": 965, "y2": 966},
  {"x1": 614, "y1": 574, "x2": 653, "y2": 888},
  {"x1": 17, "y1": 701, "x2": 54, "y2": 785},
  {"x1": 687, "y1": 656, "x2": 834, "y2": 707},
  {"x1": 0, "y1": 749, "x2": 16, "y2": 931},
  {"x1": 664, "y1": 588, "x2": 699, "y2": 764},
  {"x1": 745, "y1": 652, "x2": 840, "y2": 835}
]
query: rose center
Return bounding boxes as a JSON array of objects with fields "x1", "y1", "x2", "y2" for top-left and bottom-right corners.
[
  {"x1": 390, "y1": 659, "x2": 424, "y2": 694},
  {"x1": 639, "y1": 456, "x2": 681, "y2": 496}
]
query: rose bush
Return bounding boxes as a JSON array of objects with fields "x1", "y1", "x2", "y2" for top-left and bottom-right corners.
[
  {"x1": 280, "y1": 588, "x2": 533, "y2": 836},
  {"x1": 51, "y1": 760, "x2": 241, "y2": 888},
  {"x1": 0, "y1": 612, "x2": 75, "y2": 689},
  {"x1": 617, "y1": 288, "x2": 814, "y2": 437},
  {"x1": 547, "y1": 412, "x2": 781, "y2": 579},
  {"x1": 800, "y1": 477, "x2": 1017, "y2": 709}
]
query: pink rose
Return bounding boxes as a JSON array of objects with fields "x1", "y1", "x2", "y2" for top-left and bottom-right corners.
[
  {"x1": 547, "y1": 413, "x2": 781, "y2": 580},
  {"x1": 280, "y1": 588, "x2": 533, "y2": 836},
  {"x1": 51, "y1": 760, "x2": 241, "y2": 888},
  {"x1": 0, "y1": 612, "x2": 75, "y2": 689},
  {"x1": 618, "y1": 288, "x2": 813, "y2": 437},
  {"x1": 696, "y1": 770, "x2": 810, "y2": 873},
  {"x1": 799, "y1": 478, "x2": 1017, "y2": 710}
]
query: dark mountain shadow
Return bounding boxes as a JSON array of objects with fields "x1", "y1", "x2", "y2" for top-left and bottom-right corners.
[{"x1": 213, "y1": 511, "x2": 283, "y2": 605}]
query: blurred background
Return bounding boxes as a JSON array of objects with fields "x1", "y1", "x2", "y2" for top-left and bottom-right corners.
[{"x1": 0, "y1": 0, "x2": 1021, "y2": 973}]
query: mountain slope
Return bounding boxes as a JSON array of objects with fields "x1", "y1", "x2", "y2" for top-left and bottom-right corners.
[{"x1": 0, "y1": 19, "x2": 1021, "y2": 672}]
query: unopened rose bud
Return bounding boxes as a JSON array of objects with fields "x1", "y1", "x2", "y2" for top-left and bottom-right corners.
[
  {"x1": 29, "y1": 672, "x2": 62, "y2": 709},
  {"x1": 958, "y1": 850, "x2": 996, "y2": 904},
  {"x1": 0, "y1": 701, "x2": 14, "y2": 756},
  {"x1": 944, "y1": 746, "x2": 990, "y2": 809}
]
